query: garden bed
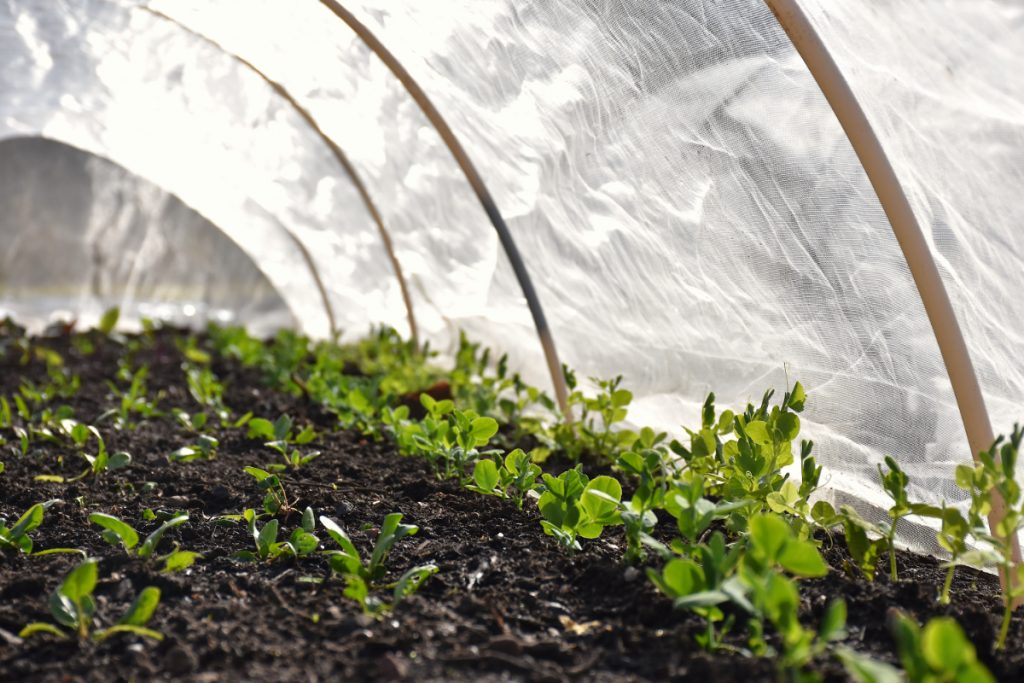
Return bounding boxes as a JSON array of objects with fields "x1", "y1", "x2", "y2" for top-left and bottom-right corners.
[{"x1": 0, "y1": 322, "x2": 1021, "y2": 682}]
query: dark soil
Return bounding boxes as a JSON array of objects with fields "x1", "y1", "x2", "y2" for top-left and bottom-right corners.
[{"x1": 0, "y1": 328, "x2": 1022, "y2": 682}]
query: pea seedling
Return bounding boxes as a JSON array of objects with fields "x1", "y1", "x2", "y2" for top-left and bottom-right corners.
[
  {"x1": 248, "y1": 414, "x2": 320, "y2": 470},
  {"x1": 168, "y1": 435, "x2": 219, "y2": 463}
]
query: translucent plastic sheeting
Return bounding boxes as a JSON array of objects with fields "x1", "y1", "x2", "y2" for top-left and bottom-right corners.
[
  {"x1": 3, "y1": 1, "x2": 1023, "y2": 549},
  {"x1": 0, "y1": 0, "x2": 409, "y2": 339},
  {"x1": 0, "y1": 136, "x2": 290, "y2": 332},
  {"x1": 155, "y1": 1, "x2": 976, "y2": 529}
]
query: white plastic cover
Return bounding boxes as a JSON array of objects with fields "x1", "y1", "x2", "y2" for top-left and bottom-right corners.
[{"x1": 2, "y1": 0, "x2": 1022, "y2": 547}]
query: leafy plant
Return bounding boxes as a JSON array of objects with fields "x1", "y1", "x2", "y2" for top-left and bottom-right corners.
[
  {"x1": 536, "y1": 468, "x2": 623, "y2": 553},
  {"x1": 58, "y1": 420, "x2": 131, "y2": 480},
  {"x1": 89, "y1": 512, "x2": 195, "y2": 571},
  {"x1": 319, "y1": 513, "x2": 437, "y2": 616},
  {"x1": 243, "y1": 466, "x2": 298, "y2": 516},
  {"x1": 888, "y1": 612, "x2": 994, "y2": 683},
  {"x1": 234, "y1": 507, "x2": 319, "y2": 562},
  {"x1": 953, "y1": 424, "x2": 1024, "y2": 649},
  {"x1": 20, "y1": 559, "x2": 163, "y2": 641},
  {"x1": 466, "y1": 448, "x2": 541, "y2": 510},
  {"x1": 247, "y1": 415, "x2": 320, "y2": 470},
  {"x1": 1, "y1": 500, "x2": 80, "y2": 556},
  {"x1": 100, "y1": 362, "x2": 161, "y2": 429},
  {"x1": 168, "y1": 435, "x2": 219, "y2": 463}
]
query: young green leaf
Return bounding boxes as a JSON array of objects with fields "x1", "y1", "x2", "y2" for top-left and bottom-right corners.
[{"x1": 89, "y1": 513, "x2": 140, "y2": 552}]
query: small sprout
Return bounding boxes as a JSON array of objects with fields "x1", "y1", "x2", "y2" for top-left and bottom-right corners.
[
  {"x1": 248, "y1": 415, "x2": 319, "y2": 470},
  {"x1": 0, "y1": 500, "x2": 81, "y2": 556},
  {"x1": 97, "y1": 306, "x2": 120, "y2": 336},
  {"x1": 168, "y1": 435, "x2": 219, "y2": 463},
  {"x1": 319, "y1": 512, "x2": 436, "y2": 616},
  {"x1": 89, "y1": 512, "x2": 190, "y2": 561},
  {"x1": 20, "y1": 559, "x2": 163, "y2": 642},
  {"x1": 233, "y1": 507, "x2": 319, "y2": 562},
  {"x1": 243, "y1": 466, "x2": 297, "y2": 516}
]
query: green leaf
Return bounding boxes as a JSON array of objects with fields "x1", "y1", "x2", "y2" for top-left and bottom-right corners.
[
  {"x1": 788, "y1": 382, "x2": 806, "y2": 412},
  {"x1": 257, "y1": 519, "x2": 279, "y2": 557},
  {"x1": 119, "y1": 587, "x2": 160, "y2": 626},
  {"x1": 836, "y1": 647, "x2": 901, "y2": 683},
  {"x1": 301, "y1": 507, "x2": 316, "y2": 533},
  {"x1": 749, "y1": 513, "x2": 791, "y2": 562},
  {"x1": 289, "y1": 530, "x2": 320, "y2": 555},
  {"x1": 138, "y1": 514, "x2": 188, "y2": 558},
  {"x1": 89, "y1": 513, "x2": 139, "y2": 551},
  {"x1": 581, "y1": 476, "x2": 622, "y2": 522},
  {"x1": 819, "y1": 600, "x2": 847, "y2": 642},
  {"x1": 243, "y1": 466, "x2": 272, "y2": 481},
  {"x1": 247, "y1": 418, "x2": 276, "y2": 441},
  {"x1": 393, "y1": 564, "x2": 439, "y2": 603},
  {"x1": 779, "y1": 539, "x2": 828, "y2": 577},
  {"x1": 98, "y1": 306, "x2": 120, "y2": 335},
  {"x1": 469, "y1": 417, "x2": 499, "y2": 446},
  {"x1": 658, "y1": 558, "x2": 705, "y2": 598},
  {"x1": 94, "y1": 624, "x2": 163, "y2": 641},
  {"x1": 9, "y1": 503, "x2": 45, "y2": 539},
  {"x1": 921, "y1": 617, "x2": 973, "y2": 673},
  {"x1": 61, "y1": 560, "x2": 98, "y2": 603},
  {"x1": 472, "y1": 459, "x2": 500, "y2": 492},
  {"x1": 32, "y1": 547, "x2": 86, "y2": 557},
  {"x1": 162, "y1": 551, "x2": 202, "y2": 573},
  {"x1": 19, "y1": 623, "x2": 67, "y2": 639}
]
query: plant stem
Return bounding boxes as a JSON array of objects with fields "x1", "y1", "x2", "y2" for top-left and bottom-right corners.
[
  {"x1": 997, "y1": 599, "x2": 1011, "y2": 650},
  {"x1": 940, "y1": 565, "x2": 955, "y2": 605}
]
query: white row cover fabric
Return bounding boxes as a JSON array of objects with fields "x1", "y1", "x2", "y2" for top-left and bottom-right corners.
[{"x1": 1, "y1": 0, "x2": 1022, "y2": 550}]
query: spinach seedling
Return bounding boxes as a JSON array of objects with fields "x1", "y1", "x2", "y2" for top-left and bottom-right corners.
[
  {"x1": 1, "y1": 500, "x2": 81, "y2": 556},
  {"x1": 58, "y1": 420, "x2": 131, "y2": 480},
  {"x1": 243, "y1": 466, "x2": 298, "y2": 516},
  {"x1": 168, "y1": 435, "x2": 219, "y2": 463},
  {"x1": 20, "y1": 559, "x2": 163, "y2": 642},
  {"x1": 320, "y1": 513, "x2": 436, "y2": 616},
  {"x1": 233, "y1": 507, "x2": 319, "y2": 562},
  {"x1": 89, "y1": 512, "x2": 195, "y2": 571}
]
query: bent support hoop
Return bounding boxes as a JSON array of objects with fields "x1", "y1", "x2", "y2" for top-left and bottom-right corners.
[
  {"x1": 318, "y1": 0, "x2": 572, "y2": 421},
  {"x1": 765, "y1": 0, "x2": 1022, "y2": 580},
  {"x1": 141, "y1": 5, "x2": 418, "y2": 345}
]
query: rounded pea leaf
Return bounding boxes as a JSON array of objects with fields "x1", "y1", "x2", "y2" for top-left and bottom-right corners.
[
  {"x1": 582, "y1": 476, "x2": 622, "y2": 522},
  {"x1": 469, "y1": 417, "x2": 499, "y2": 446},
  {"x1": 921, "y1": 617, "x2": 974, "y2": 673},
  {"x1": 473, "y1": 459, "x2": 500, "y2": 492},
  {"x1": 749, "y1": 513, "x2": 791, "y2": 562},
  {"x1": 779, "y1": 539, "x2": 828, "y2": 577}
]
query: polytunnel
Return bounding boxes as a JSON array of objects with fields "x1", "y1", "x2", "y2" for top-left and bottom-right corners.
[{"x1": 2, "y1": 0, "x2": 1024, "y2": 603}]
